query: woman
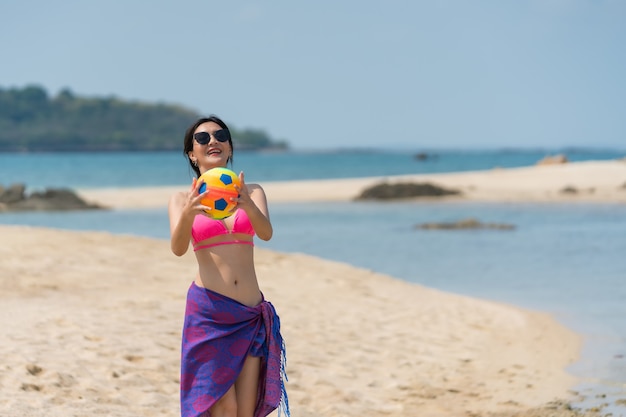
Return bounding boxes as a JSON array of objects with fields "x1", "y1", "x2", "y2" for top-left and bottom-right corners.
[{"x1": 168, "y1": 115, "x2": 288, "y2": 417}]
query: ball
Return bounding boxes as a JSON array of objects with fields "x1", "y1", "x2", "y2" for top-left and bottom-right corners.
[{"x1": 198, "y1": 167, "x2": 241, "y2": 219}]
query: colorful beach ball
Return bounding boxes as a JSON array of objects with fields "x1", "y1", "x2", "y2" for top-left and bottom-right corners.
[{"x1": 198, "y1": 167, "x2": 241, "y2": 219}]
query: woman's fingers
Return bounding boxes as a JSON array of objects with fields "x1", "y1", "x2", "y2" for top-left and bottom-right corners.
[{"x1": 187, "y1": 178, "x2": 211, "y2": 213}]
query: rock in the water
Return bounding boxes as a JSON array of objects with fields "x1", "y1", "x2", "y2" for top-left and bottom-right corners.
[
  {"x1": 413, "y1": 152, "x2": 437, "y2": 161},
  {"x1": 356, "y1": 182, "x2": 461, "y2": 200},
  {"x1": 415, "y1": 218, "x2": 516, "y2": 231},
  {"x1": 0, "y1": 184, "x2": 105, "y2": 212},
  {"x1": 0, "y1": 183, "x2": 27, "y2": 204}
]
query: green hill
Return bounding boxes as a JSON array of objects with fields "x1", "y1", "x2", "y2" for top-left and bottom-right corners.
[{"x1": 0, "y1": 85, "x2": 288, "y2": 152}]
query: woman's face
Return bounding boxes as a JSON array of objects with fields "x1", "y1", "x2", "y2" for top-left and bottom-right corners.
[{"x1": 189, "y1": 121, "x2": 232, "y2": 173}]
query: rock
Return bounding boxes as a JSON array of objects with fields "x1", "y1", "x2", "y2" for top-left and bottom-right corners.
[
  {"x1": 536, "y1": 154, "x2": 568, "y2": 165},
  {"x1": 415, "y1": 218, "x2": 516, "y2": 231},
  {"x1": 0, "y1": 183, "x2": 26, "y2": 204},
  {"x1": 0, "y1": 184, "x2": 106, "y2": 212},
  {"x1": 356, "y1": 182, "x2": 461, "y2": 200},
  {"x1": 414, "y1": 152, "x2": 437, "y2": 161},
  {"x1": 560, "y1": 186, "x2": 578, "y2": 194}
]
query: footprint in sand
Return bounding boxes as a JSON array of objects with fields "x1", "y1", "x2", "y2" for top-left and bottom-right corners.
[
  {"x1": 26, "y1": 364, "x2": 43, "y2": 376},
  {"x1": 21, "y1": 383, "x2": 42, "y2": 391}
]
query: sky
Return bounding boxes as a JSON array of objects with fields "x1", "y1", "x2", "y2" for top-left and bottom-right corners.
[{"x1": 2, "y1": 0, "x2": 625, "y2": 151}]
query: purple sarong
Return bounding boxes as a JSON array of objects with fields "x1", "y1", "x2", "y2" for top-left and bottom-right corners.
[{"x1": 180, "y1": 282, "x2": 289, "y2": 417}]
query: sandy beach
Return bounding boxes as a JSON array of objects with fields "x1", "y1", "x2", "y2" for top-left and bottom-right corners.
[
  {"x1": 0, "y1": 225, "x2": 585, "y2": 417},
  {"x1": 76, "y1": 159, "x2": 626, "y2": 209},
  {"x1": 2, "y1": 160, "x2": 626, "y2": 416}
]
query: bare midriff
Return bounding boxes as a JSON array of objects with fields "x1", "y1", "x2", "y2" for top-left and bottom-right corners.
[{"x1": 193, "y1": 234, "x2": 261, "y2": 307}]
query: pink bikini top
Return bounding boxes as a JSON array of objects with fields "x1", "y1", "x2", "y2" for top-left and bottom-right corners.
[{"x1": 191, "y1": 209, "x2": 255, "y2": 251}]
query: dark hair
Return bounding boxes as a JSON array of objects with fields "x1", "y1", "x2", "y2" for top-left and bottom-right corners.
[{"x1": 183, "y1": 115, "x2": 234, "y2": 177}]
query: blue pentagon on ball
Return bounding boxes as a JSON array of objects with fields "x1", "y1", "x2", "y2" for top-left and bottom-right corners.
[
  {"x1": 214, "y1": 198, "x2": 228, "y2": 211},
  {"x1": 219, "y1": 174, "x2": 233, "y2": 186}
]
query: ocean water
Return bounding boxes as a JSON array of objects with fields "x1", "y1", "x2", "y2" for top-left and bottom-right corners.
[
  {"x1": 1, "y1": 149, "x2": 626, "y2": 410},
  {"x1": 0, "y1": 148, "x2": 623, "y2": 189}
]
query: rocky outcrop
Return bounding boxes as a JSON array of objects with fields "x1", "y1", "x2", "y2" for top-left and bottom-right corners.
[
  {"x1": 415, "y1": 218, "x2": 516, "y2": 231},
  {"x1": 413, "y1": 152, "x2": 437, "y2": 161},
  {"x1": 356, "y1": 182, "x2": 461, "y2": 200},
  {"x1": 0, "y1": 183, "x2": 105, "y2": 212}
]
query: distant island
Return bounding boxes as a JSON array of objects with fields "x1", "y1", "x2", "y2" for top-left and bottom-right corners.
[{"x1": 0, "y1": 85, "x2": 289, "y2": 152}]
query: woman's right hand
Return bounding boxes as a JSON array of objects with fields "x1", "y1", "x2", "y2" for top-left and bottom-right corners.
[
  {"x1": 168, "y1": 177, "x2": 210, "y2": 256},
  {"x1": 182, "y1": 177, "x2": 211, "y2": 218}
]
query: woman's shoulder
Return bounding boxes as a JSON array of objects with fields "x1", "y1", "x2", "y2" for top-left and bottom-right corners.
[
  {"x1": 246, "y1": 183, "x2": 266, "y2": 194},
  {"x1": 246, "y1": 182, "x2": 263, "y2": 190},
  {"x1": 168, "y1": 189, "x2": 188, "y2": 206}
]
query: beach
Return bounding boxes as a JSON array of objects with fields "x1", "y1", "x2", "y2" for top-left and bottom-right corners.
[
  {"x1": 2, "y1": 160, "x2": 626, "y2": 416},
  {"x1": 75, "y1": 159, "x2": 626, "y2": 209}
]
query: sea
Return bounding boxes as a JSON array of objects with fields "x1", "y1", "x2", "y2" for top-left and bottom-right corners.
[{"x1": 1, "y1": 148, "x2": 625, "y2": 412}]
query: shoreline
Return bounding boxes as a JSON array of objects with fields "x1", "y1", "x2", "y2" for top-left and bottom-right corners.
[
  {"x1": 76, "y1": 160, "x2": 626, "y2": 209},
  {"x1": 0, "y1": 225, "x2": 589, "y2": 416}
]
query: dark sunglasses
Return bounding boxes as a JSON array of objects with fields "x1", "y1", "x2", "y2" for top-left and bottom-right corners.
[{"x1": 193, "y1": 129, "x2": 230, "y2": 145}]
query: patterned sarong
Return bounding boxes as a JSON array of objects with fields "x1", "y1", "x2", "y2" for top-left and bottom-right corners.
[{"x1": 180, "y1": 282, "x2": 289, "y2": 417}]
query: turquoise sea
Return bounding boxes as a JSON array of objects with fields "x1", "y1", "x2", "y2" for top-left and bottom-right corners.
[{"x1": 1, "y1": 149, "x2": 625, "y2": 412}]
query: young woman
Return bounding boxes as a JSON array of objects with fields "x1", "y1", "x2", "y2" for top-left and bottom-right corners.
[{"x1": 168, "y1": 115, "x2": 288, "y2": 417}]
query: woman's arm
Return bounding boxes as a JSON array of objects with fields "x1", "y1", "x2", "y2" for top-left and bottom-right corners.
[
  {"x1": 236, "y1": 172, "x2": 273, "y2": 241},
  {"x1": 168, "y1": 179, "x2": 209, "y2": 256}
]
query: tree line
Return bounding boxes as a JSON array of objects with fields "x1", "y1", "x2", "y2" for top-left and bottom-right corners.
[{"x1": 0, "y1": 85, "x2": 288, "y2": 152}]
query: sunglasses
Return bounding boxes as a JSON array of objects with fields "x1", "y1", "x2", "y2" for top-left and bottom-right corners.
[{"x1": 193, "y1": 129, "x2": 231, "y2": 145}]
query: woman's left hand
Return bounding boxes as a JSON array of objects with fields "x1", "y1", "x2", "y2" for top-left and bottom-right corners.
[{"x1": 234, "y1": 171, "x2": 253, "y2": 210}]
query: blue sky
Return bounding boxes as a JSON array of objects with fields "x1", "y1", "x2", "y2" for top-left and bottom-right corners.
[{"x1": 2, "y1": 1, "x2": 625, "y2": 150}]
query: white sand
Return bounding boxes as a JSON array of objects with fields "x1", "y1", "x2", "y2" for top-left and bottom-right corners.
[{"x1": 0, "y1": 226, "x2": 580, "y2": 416}]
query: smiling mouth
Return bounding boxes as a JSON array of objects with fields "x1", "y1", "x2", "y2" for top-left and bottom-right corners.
[{"x1": 207, "y1": 149, "x2": 222, "y2": 156}]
